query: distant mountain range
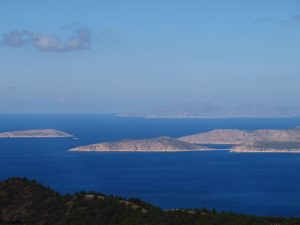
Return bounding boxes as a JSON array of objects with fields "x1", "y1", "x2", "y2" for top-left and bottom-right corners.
[{"x1": 119, "y1": 103, "x2": 300, "y2": 118}]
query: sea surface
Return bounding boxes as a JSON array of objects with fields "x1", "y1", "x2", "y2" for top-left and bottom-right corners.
[{"x1": 1, "y1": 114, "x2": 300, "y2": 217}]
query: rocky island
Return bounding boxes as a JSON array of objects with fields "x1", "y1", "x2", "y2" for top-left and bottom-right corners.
[
  {"x1": 179, "y1": 127, "x2": 300, "y2": 152},
  {"x1": 179, "y1": 128, "x2": 300, "y2": 145},
  {"x1": 70, "y1": 137, "x2": 212, "y2": 152},
  {"x1": 70, "y1": 126, "x2": 300, "y2": 153},
  {"x1": 0, "y1": 129, "x2": 73, "y2": 138}
]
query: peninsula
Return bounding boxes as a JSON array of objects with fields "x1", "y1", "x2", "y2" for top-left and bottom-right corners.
[
  {"x1": 0, "y1": 129, "x2": 73, "y2": 138},
  {"x1": 70, "y1": 137, "x2": 212, "y2": 152}
]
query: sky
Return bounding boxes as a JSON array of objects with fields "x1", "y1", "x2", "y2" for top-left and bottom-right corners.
[{"x1": 0, "y1": 0, "x2": 300, "y2": 113}]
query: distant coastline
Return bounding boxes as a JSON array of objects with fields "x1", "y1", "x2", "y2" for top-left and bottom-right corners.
[
  {"x1": 118, "y1": 103, "x2": 300, "y2": 119},
  {"x1": 117, "y1": 114, "x2": 300, "y2": 119}
]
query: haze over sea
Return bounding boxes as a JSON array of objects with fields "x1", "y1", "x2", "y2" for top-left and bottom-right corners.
[{"x1": 2, "y1": 114, "x2": 300, "y2": 217}]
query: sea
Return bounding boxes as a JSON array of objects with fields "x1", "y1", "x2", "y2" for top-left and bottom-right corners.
[{"x1": 1, "y1": 114, "x2": 300, "y2": 217}]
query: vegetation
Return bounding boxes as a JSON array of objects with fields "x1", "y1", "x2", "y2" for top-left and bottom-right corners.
[
  {"x1": 1, "y1": 177, "x2": 300, "y2": 225},
  {"x1": 249, "y1": 141, "x2": 300, "y2": 150}
]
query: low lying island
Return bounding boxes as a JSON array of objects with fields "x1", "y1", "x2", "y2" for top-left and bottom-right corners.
[
  {"x1": 0, "y1": 129, "x2": 73, "y2": 138},
  {"x1": 70, "y1": 137, "x2": 212, "y2": 152}
]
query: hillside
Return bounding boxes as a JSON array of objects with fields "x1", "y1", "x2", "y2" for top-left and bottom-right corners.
[
  {"x1": 179, "y1": 129, "x2": 252, "y2": 145},
  {"x1": 70, "y1": 137, "x2": 211, "y2": 152},
  {"x1": 1, "y1": 177, "x2": 300, "y2": 225},
  {"x1": 233, "y1": 141, "x2": 300, "y2": 153}
]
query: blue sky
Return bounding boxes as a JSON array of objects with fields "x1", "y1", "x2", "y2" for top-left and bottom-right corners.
[{"x1": 0, "y1": 0, "x2": 299, "y2": 113}]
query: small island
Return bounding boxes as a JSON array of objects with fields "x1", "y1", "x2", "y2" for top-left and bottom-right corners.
[
  {"x1": 0, "y1": 129, "x2": 73, "y2": 138},
  {"x1": 70, "y1": 137, "x2": 212, "y2": 152}
]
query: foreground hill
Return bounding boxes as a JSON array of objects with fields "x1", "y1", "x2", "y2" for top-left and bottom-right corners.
[
  {"x1": 70, "y1": 137, "x2": 211, "y2": 152},
  {"x1": 1, "y1": 177, "x2": 300, "y2": 225},
  {"x1": 0, "y1": 129, "x2": 73, "y2": 138}
]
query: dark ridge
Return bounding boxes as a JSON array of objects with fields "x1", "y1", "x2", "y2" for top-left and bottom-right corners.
[{"x1": 1, "y1": 177, "x2": 300, "y2": 225}]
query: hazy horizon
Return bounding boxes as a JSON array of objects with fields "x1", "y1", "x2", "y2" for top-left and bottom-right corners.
[{"x1": 1, "y1": 0, "x2": 300, "y2": 113}]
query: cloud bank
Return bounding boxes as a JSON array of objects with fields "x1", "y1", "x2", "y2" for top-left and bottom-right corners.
[{"x1": 2, "y1": 28, "x2": 91, "y2": 52}]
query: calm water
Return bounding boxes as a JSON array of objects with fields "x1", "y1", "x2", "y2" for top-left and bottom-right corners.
[{"x1": 1, "y1": 114, "x2": 300, "y2": 217}]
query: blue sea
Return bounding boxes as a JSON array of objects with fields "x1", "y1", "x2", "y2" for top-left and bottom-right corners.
[{"x1": 1, "y1": 114, "x2": 300, "y2": 217}]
